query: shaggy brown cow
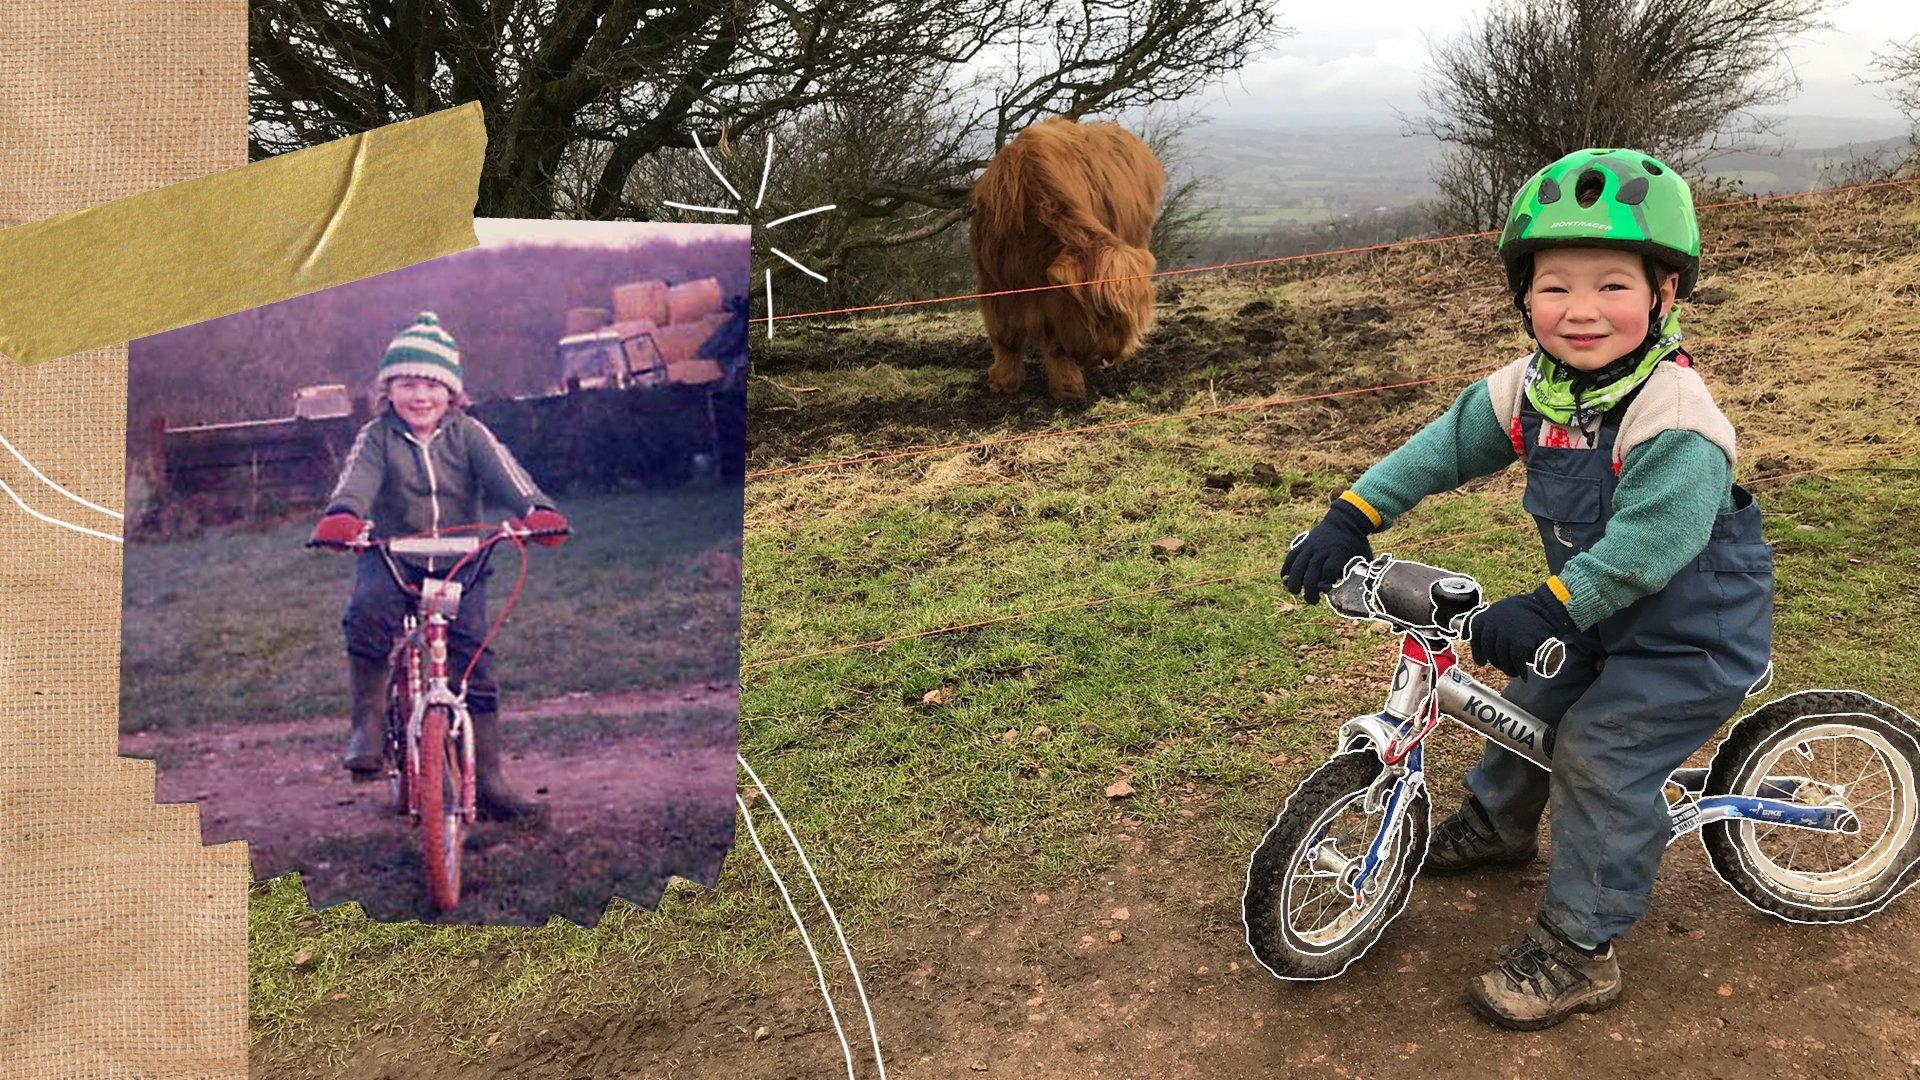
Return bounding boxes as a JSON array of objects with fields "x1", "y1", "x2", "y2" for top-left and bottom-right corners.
[{"x1": 970, "y1": 118, "x2": 1165, "y2": 400}]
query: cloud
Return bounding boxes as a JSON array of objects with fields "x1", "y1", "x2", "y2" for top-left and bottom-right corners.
[{"x1": 1199, "y1": 1, "x2": 1920, "y2": 126}]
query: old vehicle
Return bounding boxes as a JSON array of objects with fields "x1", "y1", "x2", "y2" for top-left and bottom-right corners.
[
  {"x1": 553, "y1": 277, "x2": 730, "y2": 392},
  {"x1": 292, "y1": 383, "x2": 353, "y2": 420}
]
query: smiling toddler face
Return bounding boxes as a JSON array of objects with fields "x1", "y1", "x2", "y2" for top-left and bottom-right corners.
[
  {"x1": 387, "y1": 375, "x2": 452, "y2": 434},
  {"x1": 1525, "y1": 248, "x2": 1678, "y2": 371}
]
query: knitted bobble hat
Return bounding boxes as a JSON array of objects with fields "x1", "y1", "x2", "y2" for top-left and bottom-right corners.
[{"x1": 378, "y1": 311, "x2": 463, "y2": 395}]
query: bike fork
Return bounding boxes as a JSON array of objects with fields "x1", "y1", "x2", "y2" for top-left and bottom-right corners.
[{"x1": 1348, "y1": 747, "x2": 1423, "y2": 902}]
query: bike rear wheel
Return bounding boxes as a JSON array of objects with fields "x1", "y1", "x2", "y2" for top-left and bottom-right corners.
[
  {"x1": 1243, "y1": 749, "x2": 1430, "y2": 980},
  {"x1": 1702, "y1": 690, "x2": 1920, "y2": 923},
  {"x1": 417, "y1": 705, "x2": 464, "y2": 913},
  {"x1": 384, "y1": 666, "x2": 412, "y2": 816}
]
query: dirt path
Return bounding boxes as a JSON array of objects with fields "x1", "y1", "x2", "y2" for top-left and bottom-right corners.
[
  {"x1": 260, "y1": 777, "x2": 1920, "y2": 1078},
  {"x1": 121, "y1": 684, "x2": 738, "y2": 925}
]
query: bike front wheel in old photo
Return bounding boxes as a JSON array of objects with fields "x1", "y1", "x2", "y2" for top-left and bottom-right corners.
[
  {"x1": 1702, "y1": 689, "x2": 1920, "y2": 924},
  {"x1": 417, "y1": 705, "x2": 466, "y2": 913},
  {"x1": 1243, "y1": 750, "x2": 1430, "y2": 980}
]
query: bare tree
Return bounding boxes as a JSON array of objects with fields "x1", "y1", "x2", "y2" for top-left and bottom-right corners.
[
  {"x1": 1414, "y1": 0, "x2": 1833, "y2": 229},
  {"x1": 1874, "y1": 35, "x2": 1920, "y2": 125},
  {"x1": 252, "y1": 0, "x2": 1287, "y2": 274},
  {"x1": 1835, "y1": 35, "x2": 1920, "y2": 183}
]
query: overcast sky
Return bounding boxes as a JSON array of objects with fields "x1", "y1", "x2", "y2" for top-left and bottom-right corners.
[{"x1": 1195, "y1": 0, "x2": 1920, "y2": 126}]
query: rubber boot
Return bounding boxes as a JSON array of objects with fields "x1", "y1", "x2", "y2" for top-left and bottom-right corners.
[
  {"x1": 344, "y1": 653, "x2": 389, "y2": 778},
  {"x1": 469, "y1": 709, "x2": 545, "y2": 823}
]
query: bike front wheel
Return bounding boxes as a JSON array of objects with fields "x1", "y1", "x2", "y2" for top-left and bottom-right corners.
[
  {"x1": 1702, "y1": 690, "x2": 1920, "y2": 923},
  {"x1": 1243, "y1": 749, "x2": 1430, "y2": 980},
  {"x1": 416, "y1": 705, "x2": 464, "y2": 913}
]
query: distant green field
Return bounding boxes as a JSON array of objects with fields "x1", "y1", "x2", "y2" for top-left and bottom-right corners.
[
  {"x1": 1705, "y1": 169, "x2": 1783, "y2": 190},
  {"x1": 1199, "y1": 203, "x2": 1335, "y2": 230}
]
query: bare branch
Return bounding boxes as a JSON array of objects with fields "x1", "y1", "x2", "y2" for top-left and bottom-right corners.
[{"x1": 1416, "y1": 0, "x2": 1834, "y2": 228}]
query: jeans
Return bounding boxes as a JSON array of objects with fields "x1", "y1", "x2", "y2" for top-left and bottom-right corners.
[{"x1": 340, "y1": 550, "x2": 497, "y2": 713}]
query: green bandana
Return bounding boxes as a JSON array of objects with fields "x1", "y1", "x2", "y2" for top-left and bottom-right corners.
[{"x1": 1523, "y1": 308, "x2": 1682, "y2": 426}]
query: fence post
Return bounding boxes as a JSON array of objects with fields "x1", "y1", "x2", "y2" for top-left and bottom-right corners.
[{"x1": 149, "y1": 414, "x2": 170, "y2": 496}]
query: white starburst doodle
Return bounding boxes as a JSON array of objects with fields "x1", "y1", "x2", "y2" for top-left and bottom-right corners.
[{"x1": 665, "y1": 129, "x2": 836, "y2": 339}]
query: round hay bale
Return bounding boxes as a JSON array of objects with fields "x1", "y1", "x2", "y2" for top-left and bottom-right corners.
[{"x1": 564, "y1": 306, "x2": 612, "y2": 335}]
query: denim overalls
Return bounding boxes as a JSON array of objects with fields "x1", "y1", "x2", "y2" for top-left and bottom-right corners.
[{"x1": 1465, "y1": 370, "x2": 1774, "y2": 943}]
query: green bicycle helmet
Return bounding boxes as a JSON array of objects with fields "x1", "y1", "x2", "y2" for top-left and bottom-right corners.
[{"x1": 1498, "y1": 148, "x2": 1700, "y2": 302}]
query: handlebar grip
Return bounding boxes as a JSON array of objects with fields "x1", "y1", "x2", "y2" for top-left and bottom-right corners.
[{"x1": 1530, "y1": 637, "x2": 1566, "y2": 680}]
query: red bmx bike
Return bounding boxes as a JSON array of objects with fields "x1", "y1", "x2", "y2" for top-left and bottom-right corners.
[{"x1": 310, "y1": 519, "x2": 566, "y2": 912}]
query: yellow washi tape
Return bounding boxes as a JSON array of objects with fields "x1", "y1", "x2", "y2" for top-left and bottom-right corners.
[{"x1": 0, "y1": 103, "x2": 485, "y2": 365}]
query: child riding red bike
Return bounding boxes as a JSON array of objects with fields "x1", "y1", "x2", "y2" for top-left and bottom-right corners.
[{"x1": 309, "y1": 311, "x2": 569, "y2": 823}]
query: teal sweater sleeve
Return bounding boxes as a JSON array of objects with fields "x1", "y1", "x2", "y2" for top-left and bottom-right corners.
[
  {"x1": 1348, "y1": 379, "x2": 1516, "y2": 528},
  {"x1": 1555, "y1": 429, "x2": 1732, "y2": 629}
]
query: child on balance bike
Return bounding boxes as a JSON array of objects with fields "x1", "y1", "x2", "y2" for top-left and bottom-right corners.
[{"x1": 1281, "y1": 149, "x2": 1772, "y2": 1029}]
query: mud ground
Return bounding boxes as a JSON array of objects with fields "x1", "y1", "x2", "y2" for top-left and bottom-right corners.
[
  {"x1": 123, "y1": 685, "x2": 737, "y2": 925},
  {"x1": 267, "y1": 759, "x2": 1920, "y2": 1078}
]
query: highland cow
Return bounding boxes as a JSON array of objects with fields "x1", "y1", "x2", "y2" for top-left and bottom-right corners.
[{"x1": 970, "y1": 118, "x2": 1165, "y2": 400}]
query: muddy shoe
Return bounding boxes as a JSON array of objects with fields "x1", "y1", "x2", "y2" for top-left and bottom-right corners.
[
  {"x1": 1468, "y1": 916, "x2": 1621, "y2": 1030},
  {"x1": 1425, "y1": 793, "x2": 1537, "y2": 875}
]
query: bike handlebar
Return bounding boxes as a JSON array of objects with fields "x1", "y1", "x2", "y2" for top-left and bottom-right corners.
[
  {"x1": 306, "y1": 522, "x2": 571, "y2": 553},
  {"x1": 1289, "y1": 529, "x2": 1564, "y2": 680}
]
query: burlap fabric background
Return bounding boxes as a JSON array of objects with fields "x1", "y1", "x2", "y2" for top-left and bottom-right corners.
[{"x1": 0, "y1": 3, "x2": 250, "y2": 1076}]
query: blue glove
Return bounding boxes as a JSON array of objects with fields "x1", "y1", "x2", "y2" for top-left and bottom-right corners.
[
  {"x1": 1282, "y1": 498, "x2": 1375, "y2": 605},
  {"x1": 1470, "y1": 584, "x2": 1579, "y2": 677}
]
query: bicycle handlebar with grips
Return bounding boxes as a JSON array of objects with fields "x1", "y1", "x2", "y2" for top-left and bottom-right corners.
[
  {"x1": 305, "y1": 523, "x2": 572, "y2": 553},
  {"x1": 1288, "y1": 529, "x2": 1564, "y2": 680}
]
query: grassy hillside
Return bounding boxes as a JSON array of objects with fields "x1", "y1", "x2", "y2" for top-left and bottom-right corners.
[{"x1": 250, "y1": 182, "x2": 1920, "y2": 1072}]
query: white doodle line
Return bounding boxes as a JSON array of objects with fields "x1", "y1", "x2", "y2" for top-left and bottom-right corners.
[
  {"x1": 736, "y1": 791, "x2": 858, "y2": 1079},
  {"x1": 0, "y1": 432, "x2": 123, "y2": 519},
  {"x1": 0, "y1": 432, "x2": 123, "y2": 542},
  {"x1": 754, "y1": 131, "x2": 776, "y2": 211},
  {"x1": 770, "y1": 247, "x2": 828, "y2": 283},
  {"x1": 667, "y1": 125, "x2": 835, "y2": 339},
  {"x1": 663, "y1": 200, "x2": 738, "y2": 216},
  {"x1": 738, "y1": 754, "x2": 887, "y2": 1078},
  {"x1": 691, "y1": 129, "x2": 746, "y2": 205}
]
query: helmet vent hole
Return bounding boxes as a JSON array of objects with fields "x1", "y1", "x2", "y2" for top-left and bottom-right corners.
[
  {"x1": 1617, "y1": 177, "x2": 1649, "y2": 205},
  {"x1": 1575, "y1": 169, "x2": 1606, "y2": 208},
  {"x1": 1642, "y1": 158, "x2": 1664, "y2": 175},
  {"x1": 1538, "y1": 178, "x2": 1561, "y2": 205}
]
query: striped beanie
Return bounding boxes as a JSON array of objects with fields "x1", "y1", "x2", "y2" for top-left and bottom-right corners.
[{"x1": 378, "y1": 311, "x2": 463, "y2": 395}]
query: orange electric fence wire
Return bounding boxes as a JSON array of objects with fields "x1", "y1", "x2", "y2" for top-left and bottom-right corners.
[
  {"x1": 743, "y1": 311, "x2": 1860, "y2": 483},
  {"x1": 770, "y1": 175, "x2": 1920, "y2": 324},
  {"x1": 746, "y1": 181, "x2": 1913, "y2": 484},
  {"x1": 741, "y1": 458, "x2": 1914, "y2": 673},
  {"x1": 746, "y1": 366, "x2": 1493, "y2": 480}
]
